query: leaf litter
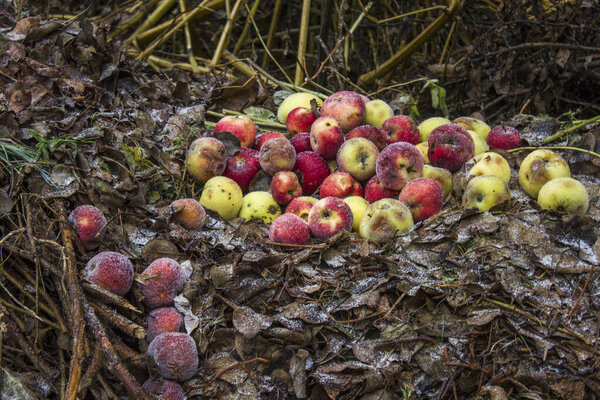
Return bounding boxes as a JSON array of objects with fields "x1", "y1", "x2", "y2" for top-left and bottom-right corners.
[{"x1": 0, "y1": 7, "x2": 600, "y2": 400}]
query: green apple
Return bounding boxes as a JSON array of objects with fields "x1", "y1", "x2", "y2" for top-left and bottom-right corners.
[
  {"x1": 363, "y1": 99, "x2": 394, "y2": 128},
  {"x1": 238, "y1": 191, "x2": 282, "y2": 223},
  {"x1": 359, "y1": 198, "x2": 414, "y2": 243},
  {"x1": 462, "y1": 175, "x2": 510, "y2": 212},
  {"x1": 518, "y1": 149, "x2": 570, "y2": 199},
  {"x1": 200, "y1": 176, "x2": 243, "y2": 220},
  {"x1": 277, "y1": 92, "x2": 323, "y2": 123},
  {"x1": 343, "y1": 196, "x2": 369, "y2": 232},
  {"x1": 422, "y1": 165, "x2": 453, "y2": 199},
  {"x1": 469, "y1": 152, "x2": 511, "y2": 184},
  {"x1": 417, "y1": 117, "x2": 451, "y2": 142},
  {"x1": 537, "y1": 177, "x2": 589, "y2": 214},
  {"x1": 453, "y1": 117, "x2": 491, "y2": 140},
  {"x1": 467, "y1": 130, "x2": 489, "y2": 156}
]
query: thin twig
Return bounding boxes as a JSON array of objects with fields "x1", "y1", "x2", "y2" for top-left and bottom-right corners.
[
  {"x1": 82, "y1": 298, "x2": 156, "y2": 399},
  {"x1": 57, "y1": 201, "x2": 86, "y2": 400}
]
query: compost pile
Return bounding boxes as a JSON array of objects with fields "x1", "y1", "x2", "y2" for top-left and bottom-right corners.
[{"x1": 1, "y1": 1, "x2": 600, "y2": 399}]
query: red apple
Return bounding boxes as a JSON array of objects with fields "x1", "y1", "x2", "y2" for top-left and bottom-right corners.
[
  {"x1": 290, "y1": 131, "x2": 312, "y2": 154},
  {"x1": 214, "y1": 115, "x2": 257, "y2": 148},
  {"x1": 364, "y1": 175, "x2": 400, "y2": 203},
  {"x1": 310, "y1": 116, "x2": 344, "y2": 159},
  {"x1": 256, "y1": 131, "x2": 286, "y2": 150},
  {"x1": 259, "y1": 137, "x2": 296, "y2": 176},
  {"x1": 376, "y1": 142, "x2": 423, "y2": 191},
  {"x1": 68, "y1": 205, "x2": 106, "y2": 250},
  {"x1": 308, "y1": 197, "x2": 353, "y2": 240},
  {"x1": 286, "y1": 107, "x2": 318, "y2": 136},
  {"x1": 293, "y1": 151, "x2": 331, "y2": 195},
  {"x1": 320, "y1": 171, "x2": 363, "y2": 198},
  {"x1": 223, "y1": 146, "x2": 261, "y2": 192},
  {"x1": 269, "y1": 213, "x2": 311, "y2": 245},
  {"x1": 381, "y1": 115, "x2": 420, "y2": 145},
  {"x1": 336, "y1": 137, "x2": 380, "y2": 182},
  {"x1": 398, "y1": 178, "x2": 443, "y2": 222},
  {"x1": 487, "y1": 125, "x2": 522, "y2": 150},
  {"x1": 285, "y1": 196, "x2": 317, "y2": 221},
  {"x1": 271, "y1": 171, "x2": 302, "y2": 205},
  {"x1": 346, "y1": 125, "x2": 387, "y2": 151},
  {"x1": 320, "y1": 91, "x2": 366, "y2": 132},
  {"x1": 427, "y1": 124, "x2": 475, "y2": 172},
  {"x1": 185, "y1": 137, "x2": 226, "y2": 183}
]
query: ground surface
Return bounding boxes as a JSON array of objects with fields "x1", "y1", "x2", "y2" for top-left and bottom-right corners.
[{"x1": 1, "y1": 2, "x2": 600, "y2": 400}]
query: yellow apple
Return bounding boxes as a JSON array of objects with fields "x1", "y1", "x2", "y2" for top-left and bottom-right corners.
[
  {"x1": 359, "y1": 198, "x2": 414, "y2": 243},
  {"x1": 422, "y1": 165, "x2": 453, "y2": 199},
  {"x1": 417, "y1": 117, "x2": 451, "y2": 142},
  {"x1": 467, "y1": 129, "x2": 489, "y2": 156},
  {"x1": 453, "y1": 117, "x2": 491, "y2": 140},
  {"x1": 200, "y1": 176, "x2": 243, "y2": 220},
  {"x1": 415, "y1": 142, "x2": 429, "y2": 164},
  {"x1": 537, "y1": 177, "x2": 589, "y2": 214},
  {"x1": 277, "y1": 92, "x2": 323, "y2": 123},
  {"x1": 343, "y1": 196, "x2": 369, "y2": 232},
  {"x1": 462, "y1": 175, "x2": 510, "y2": 212},
  {"x1": 363, "y1": 99, "x2": 394, "y2": 128},
  {"x1": 518, "y1": 149, "x2": 570, "y2": 198},
  {"x1": 469, "y1": 152, "x2": 511, "y2": 184},
  {"x1": 238, "y1": 191, "x2": 281, "y2": 223}
]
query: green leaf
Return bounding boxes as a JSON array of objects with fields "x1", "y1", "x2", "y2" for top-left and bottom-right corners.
[
  {"x1": 243, "y1": 106, "x2": 276, "y2": 121},
  {"x1": 273, "y1": 90, "x2": 295, "y2": 106}
]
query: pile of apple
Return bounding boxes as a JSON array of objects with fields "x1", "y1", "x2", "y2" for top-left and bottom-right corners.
[{"x1": 185, "y1": 90, "x2": 590, "y2": 245}]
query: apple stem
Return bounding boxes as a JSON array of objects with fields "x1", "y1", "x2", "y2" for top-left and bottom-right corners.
[
  {"x1": 542, "y1": 114, "x2": 600, "y2": 144},
  {"x1": 507, "y1": 145, "x2": 600, "y2": 160}
]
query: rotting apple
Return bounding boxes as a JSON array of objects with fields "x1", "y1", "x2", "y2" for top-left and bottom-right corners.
[
  {"x1": 376, "y1": 142, "x2": 424, "y2": 190},
  {"x1": 199, "y1": 176, "x2": 243, "y2": 220},
  {"x1": 259, "y1": 137, "x2": 296, "y2": 176},
  {"x1": 537, "y1": 177, "x2": 589, "y2": 215},
  {"x1": 518, "y1": 149, "x2": 570, "y2": 198},
  {"x1": 359, "y1": 198, "x2": 414, "y2": 243},
  {"x1": 238, "y1": 191, "x2": 282, "y2": 223},
  {"x1": 185, "y1": 137, "x2": 226, "y2": 183},
  {"x1": 214, "y1": 115, "x2": 256, "y2": 148}
]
